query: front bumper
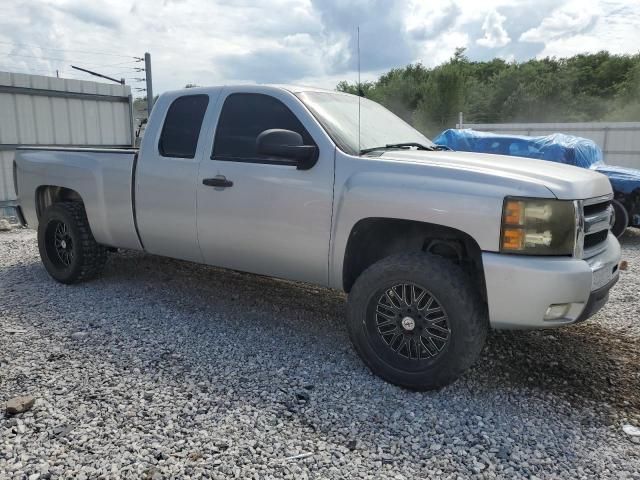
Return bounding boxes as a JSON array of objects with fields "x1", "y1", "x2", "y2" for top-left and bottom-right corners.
[{"x1": 483, "y1": 233, "x2": 621, "y2": 329}]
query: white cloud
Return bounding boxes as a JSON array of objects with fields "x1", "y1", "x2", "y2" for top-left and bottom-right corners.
[
  {"x1": 476, "y1": 10, "x2": 511, "y2": 48},
  {"x1": 405, "y1": 1, "x2": 460, "y2": 40},
  {"x1": 520, "y1": 0, "x2": 600, "y2": 42},
  {"x1": 533, "y1": 34, "x2": 606, "y2": 58},
  {"x1": 417, "y1": 31, "x2": 471, "y2": 67},
  {"x1": 0, "y1": 0, "x2": 637, "y2": 95},
  {"x1": 522, "y1": 0, "x2": 640, "y2": 58}
]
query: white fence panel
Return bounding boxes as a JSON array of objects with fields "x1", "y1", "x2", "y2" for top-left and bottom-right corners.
[{"x1": 0, "y1": 72, "x2": 134, "y2": 213}]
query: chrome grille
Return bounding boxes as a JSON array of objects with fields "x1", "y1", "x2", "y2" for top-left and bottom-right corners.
[{"x1": 580, "y1": 196, "x2": 613, "y2": 258}]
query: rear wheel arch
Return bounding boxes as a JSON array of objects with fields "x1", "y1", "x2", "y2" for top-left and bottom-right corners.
[
  {"x1": 341, "y1": 217, "x2": 486, "y2": 298},
  {"x1": 35, "y1": 186, "x2": 84, "y2": 220}
]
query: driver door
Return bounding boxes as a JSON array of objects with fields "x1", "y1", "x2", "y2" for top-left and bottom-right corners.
[{"x1": 196, "y1": 90, "x2": 335, "y2": 285}]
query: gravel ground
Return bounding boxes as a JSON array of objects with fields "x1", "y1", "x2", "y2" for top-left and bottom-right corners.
[{"x1": 1, "y1": 228, "x2": 639, "y2": 479}]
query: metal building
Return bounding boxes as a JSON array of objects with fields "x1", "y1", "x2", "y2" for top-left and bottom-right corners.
[
  {"x1": 463, "y1": 122, "x2": 640, "y2": 170},
  {"x1": 0, "y1": 71, "x2": 134, "y2": 217}
]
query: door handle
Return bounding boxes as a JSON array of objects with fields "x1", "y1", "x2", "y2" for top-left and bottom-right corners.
[{"x1": 203, "y1": 177, "x2": 233, "y2": 188}]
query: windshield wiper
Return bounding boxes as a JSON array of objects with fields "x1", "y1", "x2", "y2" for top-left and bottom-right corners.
[{"x1": 360, "y1": 142, "x2": 438, "y2": 155}]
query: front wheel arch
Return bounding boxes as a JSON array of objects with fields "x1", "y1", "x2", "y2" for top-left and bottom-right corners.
[{"x1": 341, "y1": 217, "x2": 486, "y2": 298}]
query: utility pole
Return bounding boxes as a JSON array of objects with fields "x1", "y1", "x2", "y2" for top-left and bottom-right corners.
[{"x1": 144, "y1": 52, "x2": 154, "y2": 117}]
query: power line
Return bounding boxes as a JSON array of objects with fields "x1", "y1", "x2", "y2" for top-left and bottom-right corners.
[
  {"x1": 0, "y1": 67, "x2": 90, "y2": 80},
  {"x1": 0, "y1": 40, "x2": 142, "y2": 60},
  {"x1": 104, "y1": 71, "x2": 137, "y2": 77},
  {"x1": 105, "y1": 59, "x2": 144, "y2": 66},
  {"x1": 80, "y1": 66, "x2": 144, "y2": 76},
  {"x1": 67, "y1": 60, "x2": 143, "y2": 70},
  {"x1": 0, "y1": 62, "x2": 128, "y2": 81},
  {"x1": 0, "y1": 48, "x2": 154, "y2": 95},
  {"x1": 0, "y1": 64, "x2": 54, "y2": 74},
  {"x1": 0, "y1": 51, "x2": 143, "y2": 69}
]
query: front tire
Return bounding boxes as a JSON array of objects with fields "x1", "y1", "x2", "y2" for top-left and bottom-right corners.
[
  {"x1": 38, "y1": 202, "x2": 107, "y2": 284},
  {"x1": 347, "y1": 253, "x2": 488, "y2": 390},
  {"x1": 611, "y1": 199, "x2": 629, "y2": 238}
]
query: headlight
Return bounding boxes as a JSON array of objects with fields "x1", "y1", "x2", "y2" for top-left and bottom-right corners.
[{"x1": 500, "y1": 197, "x2": 576, "y2": 255}]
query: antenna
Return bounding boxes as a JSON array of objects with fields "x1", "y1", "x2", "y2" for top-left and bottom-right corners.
[{"x1": 357, "y1": 26, "x2": 361, "y2": 155}]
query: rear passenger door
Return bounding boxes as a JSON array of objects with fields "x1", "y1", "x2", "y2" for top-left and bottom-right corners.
[
  {"x1": 196, "y1": 89, "x2": 335, "y2": 285},
  {"x1": 136, "y1": 93, "x2": 213, "y2": 262}
]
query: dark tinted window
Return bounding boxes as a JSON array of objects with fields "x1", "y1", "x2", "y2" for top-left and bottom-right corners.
[
  {"x1": 159, "y1": 94, "x2": 209, "y2": 158},
  {"x1": 212, "y1": 93, "x2": 314, "y2": 160}
]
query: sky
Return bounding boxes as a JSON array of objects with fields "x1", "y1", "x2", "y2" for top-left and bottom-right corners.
[{"x1": 0, "y1": 0, "x2": 638, "y2": 97}]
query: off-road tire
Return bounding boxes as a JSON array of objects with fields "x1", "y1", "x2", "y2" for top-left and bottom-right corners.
[
  {"x1": 347, "y1": 253, "x2": 488, "y2": 390},
  {"x1": 38, "y1": 202, "x2": 107, "y2": 284},
  {"x1": 611, "y1": 199, "x2": 629, "y2": 238}
]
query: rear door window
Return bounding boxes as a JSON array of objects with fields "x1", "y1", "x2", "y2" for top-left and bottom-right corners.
[{"x1": 159, "y1": 94, "x2": 209, "y2": 158}]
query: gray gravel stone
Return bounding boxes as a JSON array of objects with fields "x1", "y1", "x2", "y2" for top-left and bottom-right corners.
[
  {"x1": 0, "y1": 218, "x2": 12, "y2": 231},
  {"x1": 1, "y1": 228, "x2": 640, "y2": 478},
  {"x1": 623, "y1": 424, "x2": 640, "y2": 437},
  {"x1": 5, "y1": 395, "x2": 36, "y2": 415}
]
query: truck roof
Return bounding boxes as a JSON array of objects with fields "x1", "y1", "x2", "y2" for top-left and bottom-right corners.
[{"x1": 162, "y1": 84, "x2": 352, "y2": 97}]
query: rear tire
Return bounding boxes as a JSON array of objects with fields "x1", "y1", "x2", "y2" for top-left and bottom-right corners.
[
  {"x1": 37, "y1": 202, "x2": 107, "y2": 284},
  {"x1": 611, "y1": 199, "x2": 629, "y2": 238},
  {"x1": 346, "y1": 253, "x2": 488, "y2": 390}
]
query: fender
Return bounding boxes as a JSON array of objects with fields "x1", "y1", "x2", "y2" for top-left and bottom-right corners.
[{"x1": 328, "y1": 152, "x2": 555, "y2": 289}]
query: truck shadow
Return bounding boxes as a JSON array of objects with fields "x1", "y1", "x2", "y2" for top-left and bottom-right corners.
[{"x1": 478, "y1": 327, "x2": 639, "y2": 416}]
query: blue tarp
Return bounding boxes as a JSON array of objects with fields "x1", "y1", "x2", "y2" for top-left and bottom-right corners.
[
  {"x1": 593, "y1": 164, "x2": 640, "y2": 195},
  {"x1": 434, "y1": 129, "x2": 640, "y2": 194}
]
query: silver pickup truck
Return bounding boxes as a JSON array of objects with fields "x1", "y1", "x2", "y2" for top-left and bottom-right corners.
[{"x1": 13, "y1": 85, "x2": 621, "y2": 390}]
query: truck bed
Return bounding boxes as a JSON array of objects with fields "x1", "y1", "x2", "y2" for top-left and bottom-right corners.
[
  {"x1": 17, "y1": 146, "x2": 138, "y2": 154},
  {"x1": 14, "y1": 146, "x2": 143, "y2": 251}
]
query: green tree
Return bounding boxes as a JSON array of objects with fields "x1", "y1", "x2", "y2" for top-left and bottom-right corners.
[
  {"x1": 335, "y1": 51, "x2": 640, "y2": 137},
  {"x1": 413, "y1": 63, "x2": 466, "y2": 136}
]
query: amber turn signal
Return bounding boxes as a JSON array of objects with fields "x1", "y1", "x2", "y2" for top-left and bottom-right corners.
[
  {"x1": 503, "y1": 199, "x2": 524, "y2": 226},
  {"x1": 501, "y1": 227, "x2": 525, "y2": 251}
]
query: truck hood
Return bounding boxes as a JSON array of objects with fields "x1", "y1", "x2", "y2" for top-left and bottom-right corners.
[{"x1": 379, "y1": 150, "x2": 613, "y2": 200}]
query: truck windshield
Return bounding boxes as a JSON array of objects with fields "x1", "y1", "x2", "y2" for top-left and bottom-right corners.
[{"x1": 296, "y1": 91, "x2": 434, "y2": 156}]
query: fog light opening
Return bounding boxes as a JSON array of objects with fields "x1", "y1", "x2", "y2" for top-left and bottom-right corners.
[{"x1": 544, "y1": 303, "x2": 572, "y2": 321}]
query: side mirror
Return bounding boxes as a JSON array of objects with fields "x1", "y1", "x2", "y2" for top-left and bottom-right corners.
[{"x1": 256, "y1": 129, "x2": 318, "y2": 170}]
